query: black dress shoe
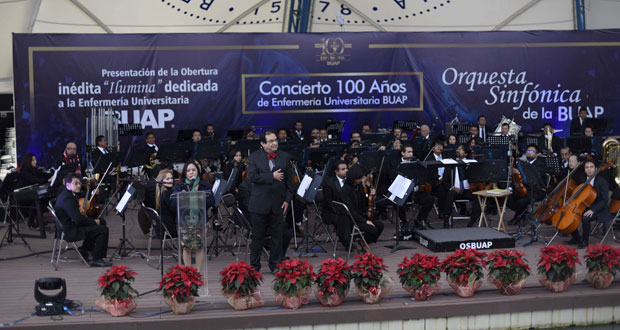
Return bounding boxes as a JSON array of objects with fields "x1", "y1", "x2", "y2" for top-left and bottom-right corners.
[
  {"x1": 565, "y1": 238, "x2": 580, "y2": 245},
  {"x1": 89, "y1": 259, "x2": 112, "y2": 267}
]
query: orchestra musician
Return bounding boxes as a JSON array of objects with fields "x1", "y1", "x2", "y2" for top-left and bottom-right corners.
[
  {"x1": 17, "y1": 153, "x2": 52, "y2": 228},
  {"x1": 467, "y1": 125, "x2": 483, "y2": 145},
  {"x1": 143, "y1": 131, "x2": 160, "y2": 178},
  {"x1": 429, "y1": 140, "x2": 448, "y2": 220},
  {"x1": 441, "y1": 144, "x2": 481, "y2": 228},
  {"x1": 319, "y1": 129, "x2": 329, "y2": 142},
  {"x1": 222, "y1": 149, "x2": 245, "y2": 193},
  {"x1": 362, "y1": 123, "x2": 372, "y2": 134},
  {"x1": 559, "y1": 146, "x2": 572, "y2": 171},
  {"x1": 396, "y1": 145, "x2": 434, "y2": 229},
  {"x1": 500, "y1": 123, "x2": 510, "y2": 137},
  {"x1": 190, "y1": 129, "x2": 202, "y2": 158},
  {"x1": 277, "y1": 128, "x2": 289, "y2": 142},
  {"x1": 584, "y1": 125, "x2": 594, "y2": 137},
  {"x1": 290, "y1": 120, "x2": 308, "y2": 141},
  {"x1": 173, "y1": 160, "x2": 216, "y2": 273},
  {"x1": 321, "y1": 160, "x2": 350, "y2": 248},
  {"x1": 477, "y1": 115, "x2": 491, "y2": 143},
  {"x1": 154, "y1": 169, "x2": 177, "y2": 238},
  {"x1": 54, "y1": 173, "x2": 110, "y2": 267},
  {"x1": 565, "y1": 159, "x2": 611, "y2": 248},
  {"x1": 507, "y1": 146, "x2": 546, "y2": 225},
  {"x1": 247, "y1": 130, "x2": 294, "y2": 273},
  {"x1": 91, "y1": 135, "x2": 112, "y2": 173},
  {"x1": 570, "y1": 107, "x2": 590, "y2": 136},
  {"x1": 205, "y1": 123, "x2": 216, "y2": 140},
  {"x1": 56, "y1": 142, "x2": 83, "y2": 178},
  {"x1": 340, "y1": 164, "x2": 384, "y2": 246},
  {"x1": 350, "y1": 131, "x2": 362, "y2": 143}
]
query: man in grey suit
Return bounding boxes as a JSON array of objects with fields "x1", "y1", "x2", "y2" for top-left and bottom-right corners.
[{"x1": 247, "y1": 130, "x2": 294, "y2": 273}]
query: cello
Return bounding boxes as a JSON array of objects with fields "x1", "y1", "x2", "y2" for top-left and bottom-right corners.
[
  {"x1": 550, "y1": 163, "x2": 609, "y2": 234},
  {"x1": 534, "y1": 162, "x2": 581, "y2": 224}
]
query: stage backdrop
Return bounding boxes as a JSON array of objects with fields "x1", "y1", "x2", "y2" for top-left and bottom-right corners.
[{"x1": 13, "y1": 30, "x2": 620, "y2": 166}]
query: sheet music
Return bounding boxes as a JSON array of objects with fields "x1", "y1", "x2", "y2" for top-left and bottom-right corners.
[
  {"x1": 440, "y1": 159, "x2": 458, "y2": 164},
  {"x1": 388, "y1": 174, "x2": 412, "y2": 199},
  {"x1": 49, "y1": 166, "x2": 61, "y2": 186},
  {"x1": 115, "y1": 184, "x2": 133, "y2": 213},
  {"x1": 462, "y1": 159, "x2": 478, "y2": 163},
  {"x1": 296, "y1": 175, "x2": 313, "y2": 197}
]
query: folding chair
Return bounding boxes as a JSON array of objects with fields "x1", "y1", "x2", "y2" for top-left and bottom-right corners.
[
  {"x1": 331, "y1": 201, "x2": 371, "y2": 260},
  {"x1": 219, "y1": 193, "x2": 268, "y2": 260},
  {"x1": 47, "y1": 203, "x2": 89, "y2": 270},
  {"x1": 142, "y1": 204, "x2": 178, "y2": 269},
  {"x1": 449, "y1": 199, "x2": 472, "y2": 227},
  {"x1": 599, "y1": 201, "x2": 620, "y2": 244}
]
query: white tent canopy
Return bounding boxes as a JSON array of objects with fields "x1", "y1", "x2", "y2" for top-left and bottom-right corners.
[{"x1": 2, "y1": 0, "x2": 620, "y2": 95}]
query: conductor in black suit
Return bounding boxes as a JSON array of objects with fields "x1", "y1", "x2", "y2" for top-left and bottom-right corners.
[
  {"x1": 247, "y1": 130, "x2": 294, "y2": 273},
  {"x1": 54, "y1": 173, "x2": 111, "y2": 267}
]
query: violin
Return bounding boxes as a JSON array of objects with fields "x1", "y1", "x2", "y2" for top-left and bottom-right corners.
[
  {"x1": 363, "y1": 175, "x2": 374, "y2": 221},
  {"x1": 551, "y1": 163, "x2": 610, "y2": 234},
  {"x1": 509, "y1": 157, "x2": 527, "y2": 197}
]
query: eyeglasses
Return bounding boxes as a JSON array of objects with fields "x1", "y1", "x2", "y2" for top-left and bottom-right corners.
[
  {"x1": 265, "y1": 139, "x2": 278, "y2": 144},
  {"x1": 526, "y1": 150, "x2": 535, "y2": 153}
]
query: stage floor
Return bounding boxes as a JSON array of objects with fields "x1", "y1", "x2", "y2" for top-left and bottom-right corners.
[{"x1": 1, "y1": 203, "x2": 619, "y2": 329}]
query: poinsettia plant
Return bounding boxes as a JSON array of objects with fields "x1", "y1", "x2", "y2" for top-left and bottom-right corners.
[
  {"x1": 537, "y1": 244, "x2": 580, "y2": 282},
  {"x1": 315, "y1": 258, "x2": 351, "y2": 299},
  {"x1": 219, "y1": 261, "x2": 263, "y2": 297},
  {"x1": 487, "y1": 249, "x2": 531, "y2": 285},
  {"x1": 97, "y1": 265, "x2": 139, "y2": 304},
  {"x1": 397, "y1": 253, "x2": 441, "y2": 290},
  {"x1": 441, "y1": 249, "x2": 487, "y2": 285},
  {"x1": 273, "y1": 259, "x2": 315, "y2": 297},
  {"x1": 158, "y1": 265, "x2": 203, "y2": 303},
  {"x1": 351, "y1": 253, "x2": 388, "y2": 295},
  {"x1": 585, "y1": 243, "x2": 620, "y2": 276}
]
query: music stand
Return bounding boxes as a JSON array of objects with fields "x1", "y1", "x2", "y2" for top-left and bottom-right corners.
[
  {"x1": 466, "y1": 159, "x2": 508, "y2": 185},
  {"x1": 488, "y1": 135, "x2": 510, "y2": 147},
  {"x1": 176, "y1": 129, "x2": 196, "y2": 142},
  {"x1": 227, "y1": 129, "x2": 245, "y2": 141},
  {"x1": 292, "y1": 173, "x2": 331, "y2": 257},
  {"x1": 126, "y1": 147, "x2": 149, "y2": 168},
  {"x1": 208, "y1": 176, "x2": 235, "y2": 258},
  {"x1": 479, "y1": 147, "x2": 507, "y2": 160},
  {"x1": 442, "y1": 147, "x2": 457, "y2": 160},
  {"x1": 235, "y1": 139, "x2": 261, "y2": 156},
  {"x1": 325, "y1": 120, "x2": 345, "y2": 138},
  {"x1": 545, "y1": 156, "x2": 562, "y2": 178},
  {"x1": 110, "y1": 183, "x2": 137, "y2": 260},
  {"x1": 156, "y1": 142, "x2": 189, "y2": 162},
  {"x1": 565, "y1": 136, "x2": 592, "y2": 155},
  {"x1": 393, "y1": 120, "x2": 417, "y2": 131},
  {"x1": 408, "y1": 138, "x2": 429, "y2": 160},
  {"x1": 196, "y1": 139, "x2": 230, "y2": 159},
  {"x1": 384, "y1": 172, "x2": 416, "y2": 253},
  {"x1": 303, "y1": 147, "x2": 344, "y2": 170},
  {"x1": 361, "y1": 133, "x2": 392, "y2": 146}
]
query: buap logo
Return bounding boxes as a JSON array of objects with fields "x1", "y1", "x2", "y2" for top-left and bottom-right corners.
[{"x1": 315, "y1": 37, "x2": 351, "y2": 66}]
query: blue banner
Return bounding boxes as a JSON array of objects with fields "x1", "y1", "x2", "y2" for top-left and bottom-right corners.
[{"x1": 12, "y1": 31, "x2": 620, "y2": 166}]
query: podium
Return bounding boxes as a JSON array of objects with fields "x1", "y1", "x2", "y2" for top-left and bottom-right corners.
[{"x1": 175, "y1": 190, "x2": 210, "y2": 296}]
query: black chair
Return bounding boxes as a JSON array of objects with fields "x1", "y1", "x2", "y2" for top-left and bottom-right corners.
[
  {"x1": 142, "y1": 203, "x2": 178, "y2": 268},
  {"x1": 47, "y1": 202, "x2": 89, "y2": 270},
  {"x1": 331, "y1": 201, "x2": 371, "y2": 260}
]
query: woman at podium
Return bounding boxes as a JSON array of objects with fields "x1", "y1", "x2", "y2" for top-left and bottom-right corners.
[{"x1": 173, "y1": 161, "x2": 215, "y2": 275}]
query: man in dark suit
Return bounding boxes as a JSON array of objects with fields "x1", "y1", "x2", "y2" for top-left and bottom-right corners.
[
  {"x1": 477, "y1": 115, "x2": 492, "y2": 143},
  {"x1": 54, "y1": 173, "x2": 110, "y2": 267},
  {"x1": 321, "y1": 160, "x2": 349, "y2": 248},
  {"x1": 90, "y1": 135, "x2": 111, "y2": 174},
  {"x1": 524, "y1": 144, "x2": 548, "y2": 187},
  {"x1": 290, "y1": 120, "x2": 308, "y2": 142},
  {"x1": 247, "y1": 130, "x2": 295, "y2": 273},
  {"x1": 566, "y1": 159, "x2": 611, "y2": 248},
  {"x1": 393, "y1": 145, "x2": 434, "y2": 229},
  {"x1": 440, "y1": 144, "x2": 481, "y2": 228},
  {"x1": 53, "y1": 142, "x2": 83, "y2": 193},
  {"x1": 570, "y1": 107, "x2": 590, "y2": 136}
]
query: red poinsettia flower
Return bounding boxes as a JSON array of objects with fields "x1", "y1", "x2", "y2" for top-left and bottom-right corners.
[
  {"x1": 97, "y1": 265, "x2": 138, "y2": 304},
  {"x1": 537, "y1": 244, "x2": 580, "y2": 283},
  {"x1": 314, "y1": 258, "x2": 352, "y2": 299},
  {"x1": 397, "y1": 253, "x2": 441, "y2": 290},
  {"x1": 351, "y1": 253, "x2": 388, "y2": 292},
  {"x1": 158, "y1": 265, "x2": 204, "y2": 303},
  {"x1": 441, "y1": 249, "x2": 487, "y2": 286},
  {"x1": 585, "y1": 243, "x2": 620, "y2": 276},
  {"x1": 273, "y1": 259, "x2": 315, "y2": 297}
]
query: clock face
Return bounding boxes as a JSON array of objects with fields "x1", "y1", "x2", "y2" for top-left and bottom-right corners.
[
  {"x1": 310, "y1": 0, "x2": 452, "y2": 29},
  {"x1": 160, "y1": 0, "x2": 286, "y2": 29}
]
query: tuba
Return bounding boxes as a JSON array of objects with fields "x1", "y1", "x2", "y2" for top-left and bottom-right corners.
[
  {"x1": 603, "y1": 138, "x2": 620, "y2": 185},
  {"x1": 494, "y1": 116, "x2": 521, "y2": 136}
]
